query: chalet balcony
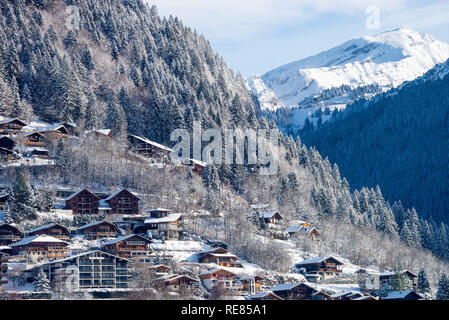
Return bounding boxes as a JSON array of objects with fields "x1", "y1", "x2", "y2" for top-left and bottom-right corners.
[
  {"x1": 0, "y1": 235, "x2": 22, "y2": 241},
  {"x1": 25, "y1": 141, "x2": 45, "y2": 147}
]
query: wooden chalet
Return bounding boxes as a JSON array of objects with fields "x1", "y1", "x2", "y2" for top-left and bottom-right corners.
[
  {"x1": 102, "y1": 189, "x2": 140, "y2": 217},
  {"x1": 0, "y1": 136, "x2": 16, "y2": 150},
  {"x1": 128, "y1": 134, "x2": 173, "y2": 159},
  {"x1": 259, "y1": 210, "x2": 283, "y2": 227},
  {"x1": 155, "y1": 274, "x2": 197, "y2": 291},
  {"x1": 0, "y1": 147, "x2": 15, "y2": 162},
  {"x1": 77, "y1": 220, "x2": 118, "y2": 240},
  {"x1": 199, "y1": 268, "x2": 237, "y2": 290},
  {"x1": 65, "y1": 188, "x2": 100, "y2": 215},
  {"x1": 39, "y1": 124, "x2": 70, "y2": 140},
  {"x1": 23, "y1": 131, "x2": 47, "y2": 147},
  {"x1": 186, "y1": 158, "x2": 207, "y2": 175},
  {"x1": 0, "y1": 118, "x2": 27, "y2": 135},
  {"x1": 269, "y1": 282, "x2": 319, "y2": 300},
  {"x1": 28, "y1": 223, "x2": 71, "y2": 241},
  {"x1": 379, "y1": 270, "x2": 417, "y2": 290},
  {"x1": 239, "y1": 275, "x2": 264, "y2": 294},
  {"x1": 383, "y1": 290, "x2": 423, "y2": 300},
  {"x1": 0, "y1": 252, "x2": 8, "y2": 290},
  {"x1": 88, "y1": 129, "x2": 111, "y2": 139},
  {"x1": 198, "y1": 247, "x2": 243, "y2": 268},
  {"x1": 36, "y1": 250, "x2": 132, "y2": 289},
  {"x1": 10, "y1": 235, "x2": 68, "y2": 261},
  {"x1": 144, "y1": 209, "x2": 182, "y2": 240},
  {"x1": 0, "y1": 223, "x2": 24, "y2": 246},
  {"x1": 247, "y1": 291, "x2": 283, "y2": 300},
  {"x1": 296, "y1": 256, "x2": 344, "y2": 281},
  {"x1": 331, "y1": 291, "x2": 363, "y2": 300},
  {"x1": 56, "y1": 122, "x2": 78, "y2": 136},
  {"x1": 102, "y1": 234, "x2": 152, "y2": 260},
  {"x1": 149, "y1": 264, "x2": 170, "y2": 274},
  {"x1": 285, "y1": 224, "x2": 321, "y2": 240}
]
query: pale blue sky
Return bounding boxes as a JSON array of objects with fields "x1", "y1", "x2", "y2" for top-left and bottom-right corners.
[{"x1": 148, "y1": 0, "x2": 449, "y2": 76}]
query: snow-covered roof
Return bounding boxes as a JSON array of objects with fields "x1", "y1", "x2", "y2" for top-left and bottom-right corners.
[
  {"x1": 297, "y1": 256, "x2": 344, "y2": 266},
  {"x1": 384, "y1": 290, "x2": 422, "y2": 300},
  {"x1": 148, "y1": 208, "x2": 171, "y2": 213},
  {"x1": 65, "y1": 188, "x2": 98, "y2": 201},
  {"x1": 77, "y1": 220, "x2": 116, "y2": 231},
  {"x1": 259, "y1": 210, "x2": 281, "y2": 219},
  {"x1": 149, "y1": 264, "x2": 170, "y2": 269},
  {"x1": 0, "y1": 117, "x2": 27, "y2": 126},
  {"x1": 247, "y1": 291, "x2": 280, "y2": 299},
  {"x1": 285, "y1": 225, "x2": 304, "y2": 233},
  {"x1": 270, "y1": 282, "x2": 313, "y2": 292},
  {"x1": 380, "y1": 269, "x2": 417, "y2": 277},
  {"x1": 10, "y1": 235, "x2": 67, "y2": 247},
  {"x1": 28, "y1": 223, "x2": 68, "y2": 234},
  {"x1": 199, "y1": 268, "x2": 237, "y2": 277},
  {"x1": 129, "y1": 134, "x2": 173, "y2": 153},
  {"x1": 102, "y1": 234, "x2": 151, "y2": 246},
  {"x1": 94, "y1": 129, "x2": 111, "y2": 136},
  {"x1": 104, "y1": 188, "x2": 139, "y2": 201},
  {"x1": 164, "y1": 274, "x2": 197, "y2": 283},
  {"x1": 38, "y1": 124, "x2": 68, "y2": 133},
  {"x1": 188, "y1": 158, "x2": 207, "y2": 167},
  {"x1": 144, "y1": 213, "x2": 182, "y2": 224}
]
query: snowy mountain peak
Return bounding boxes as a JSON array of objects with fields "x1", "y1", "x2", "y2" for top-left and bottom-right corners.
[{"x1": 248, "y1": 28, "x2": 449, "y2": 127}]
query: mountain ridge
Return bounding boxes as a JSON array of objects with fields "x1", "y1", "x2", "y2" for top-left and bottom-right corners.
[{"x1": 248, "y1": 27, "x2": 449, "y2": 128}]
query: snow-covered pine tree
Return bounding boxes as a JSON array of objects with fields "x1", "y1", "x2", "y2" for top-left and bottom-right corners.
[
  {"x1": 436, "y1": 273, "x2": 449, "y2": 300},
  {"x1": 34, "y1": 268, "x2": 51, "y2": 293},
  {"x1": 11, "y1": 172, "x2": 36, "y2": 221},
  {"x1": 417, "y1": 269, "x2": 431, "y2": 297}
]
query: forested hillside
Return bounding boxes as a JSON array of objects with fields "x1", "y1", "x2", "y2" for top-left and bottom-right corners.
[
  {"x1": 301, "y1": 59, "x2": 449, "y2": 227},
  {"x1": 0, "y1": 0, "x2": 258, "y2": 143},
  {"x1": 1, "y1": 0, "x2": 449, "y2": 289}
]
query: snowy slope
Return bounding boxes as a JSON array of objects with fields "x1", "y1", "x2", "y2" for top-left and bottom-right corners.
[{"x1": 248, "y1": 27, "x2": 449, "y2": 127}]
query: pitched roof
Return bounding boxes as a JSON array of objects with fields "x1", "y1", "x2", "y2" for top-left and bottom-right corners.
[
  {"x1": 285, "y1": 225, "x2": 304, "y2": 233},
  {"x1": 128, "y1": 134, "x2": 173, "y2": 153},
  {"x1": 270, "y1": 282, "x2": 315, "y2": 292},
  {"x1": 384, "y1": 290, "x2": 423, "y2": 300},
  {"x1": 380, "y1": 269, "x2": 417, "y2": 278},
  {"x1": 0, "y1": 117, "x2": 27, "y2": 126},
  {"x1": 297, "y1": 256, "x2": 344, "y2": 266},
  {"x1": 65, "y1": 188, "x2": 99, "y2": 201},
  {"x1": 199, "y1": 268, "x2": 237, "y2": 277},
  {"x1": 104, "y1": 188, "x2": 140, "y2": 201},
  {"x1": 28, "y1": 223, "x2": 68, "y2": 234},
  {"x1": 144, "y1": 213, "x2": 182, "y2": 224},
  {"x1": 102, "y1": 234, "x2": 151, "y2": 246},
  {"x1": 38, "y1": 124, "x2": 69, "y2": 134},
  {"x1": 147, "y1": 208, "x2": 171, "y2": 213},
  {"x1": 77, "y1": 220, "x2": 117, "y2": 231},
  {"x1": 247, "y1": 291, "x2": 283, "y2": 300},
  {"x1": 10, "y1": 235, "x2": 67, "y2": 247},
  {"x1": 259, "y1": 210, "x2": 281, "y2": 219}
]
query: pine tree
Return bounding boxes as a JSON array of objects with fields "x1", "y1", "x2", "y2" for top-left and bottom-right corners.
[
  {"x1": 11, "y1": 172, "x2": 36, "y2": 220},
  {"x1": 417, "y1": 269, "x2": 431, "y2": 297},
  {"x1": 34, "y1": 268, "x2": 51, "y2": 293},
  {"x1": 436, "y1": 274, "x2": 449, "y2": 300},
  {"x1": 105, "y1": 94, "x2": 127, "y2": 138}
]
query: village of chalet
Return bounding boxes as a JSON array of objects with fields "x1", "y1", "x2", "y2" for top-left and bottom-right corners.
[{"x1": 0, "y1": 116, "x2": 427, "y2": 300}]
